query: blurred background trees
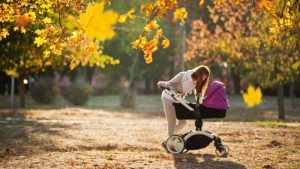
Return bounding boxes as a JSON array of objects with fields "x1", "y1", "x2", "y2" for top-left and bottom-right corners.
[{"x1": 0, "y1": 0, "x2": 299, "y2": 119}]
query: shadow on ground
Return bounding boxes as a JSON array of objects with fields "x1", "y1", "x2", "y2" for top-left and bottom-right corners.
[
  {"x1": 173, "y1": 153, "x2": 246, "y2": 169},
  {"x1": 0, "y1": 109, "x2": 73, "y2": 161}
]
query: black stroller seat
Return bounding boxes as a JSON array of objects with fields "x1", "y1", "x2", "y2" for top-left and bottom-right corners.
[{"x1": 173, "y1": 103, "x2": 226, "y2": 119}]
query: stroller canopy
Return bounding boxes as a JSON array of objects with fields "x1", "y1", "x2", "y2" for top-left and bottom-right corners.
[{"x1": 203, "y1": 81, "x2": 229, "y2": 109}]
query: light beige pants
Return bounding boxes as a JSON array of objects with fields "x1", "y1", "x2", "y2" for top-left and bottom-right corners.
[{"x1": 161, "y1": 94, "x2": 187, "y2": 137}]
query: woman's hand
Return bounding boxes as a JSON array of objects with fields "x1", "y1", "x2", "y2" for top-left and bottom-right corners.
[{"x1": 157, "y1": 81, "x2": 166, "y2": 89}]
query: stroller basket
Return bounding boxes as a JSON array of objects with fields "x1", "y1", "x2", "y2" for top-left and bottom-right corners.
[{"x1": 173, "y1": 103, "x2": 226, "y2": 120}]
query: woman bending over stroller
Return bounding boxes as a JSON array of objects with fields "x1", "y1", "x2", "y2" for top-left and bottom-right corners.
[{"x1": 157, "y1": 65, "x2": 210, "y2": 150}]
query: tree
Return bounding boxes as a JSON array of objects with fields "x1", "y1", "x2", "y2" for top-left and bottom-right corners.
[
  {"x1": 0, "y1": 1, "x2": 119, "y2": 107},
  {"x1": 185, "y1": 0, "x2": 300, "y2": 119},
  {"x1": 102, "y1": 0, "x2": 175, "y2": 107},
  {"x1": 114, "y1": 0, "x2": 299, "y2": 64}
]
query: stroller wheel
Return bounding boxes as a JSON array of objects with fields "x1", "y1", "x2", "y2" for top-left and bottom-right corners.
[
  {"x1": 215, "y1": 145, "x2": 229, "y2": 157},
  {"x1": 182, "y1": 149, "x2": 189, "y2": 154},
  {"x1": 166, "y1": 135, "x2": 185, "y2": 154}
]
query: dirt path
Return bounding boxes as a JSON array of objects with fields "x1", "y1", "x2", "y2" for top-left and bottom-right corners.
[{"x1": 0, "y1": 108, "x2": 299, "y2": 169}]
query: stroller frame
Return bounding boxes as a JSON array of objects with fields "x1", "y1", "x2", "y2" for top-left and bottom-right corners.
[{"x1": 163, "y1": 89, "x2": 229, "y2": 156}]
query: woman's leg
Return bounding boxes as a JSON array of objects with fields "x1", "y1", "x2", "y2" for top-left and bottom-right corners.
[
  {"x1": 161, "y1": 96, "x2": 176, "y2": 137},
  {"x1": 175, "y1": 120, "x2": 186, "y2": 133}
]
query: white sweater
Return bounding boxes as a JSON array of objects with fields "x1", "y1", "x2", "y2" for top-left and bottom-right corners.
[{"x1": 160, "y1": 70, "x2": 196, "y2": 101}]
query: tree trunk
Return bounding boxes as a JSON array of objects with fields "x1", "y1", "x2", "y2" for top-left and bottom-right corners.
[
  {"x1": 153, "y1": 78, "x2": 159, "y2": 93},
  {"x1": 19, "y1": 75, "x2": 26, "y2": 108},
  {"x1": 144, "y1": 77, "x2": 151, "y2": 94},
  {"x1": 120, "y1": 54, "x2": 139, "y2": 108},
  {"x1": 277, "y1": 83, "x2": 285, "y2": 120},
  {"x1": 86, "y1": 66, "x2": 95, "y2": 84},
  {"x1": 120, "y1": 88, "x2": 136, "y2": 108},
  {"x1": 231, "y1": 68, "x2": 241, "y2": 95},
  {"x1": 290, "y1": 82, "x2": 295, "y2": 108}
]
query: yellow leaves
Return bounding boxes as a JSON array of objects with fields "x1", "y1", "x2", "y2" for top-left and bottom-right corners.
[
  {"x1": 215, "y1": 0, "x2": 226, "y2": 7},
  {"x1": 85, "y1": 43, "x2": 96, "y2": 53},
  {"x1": 27, "y1": 11, "x2": 36, "y2": 21},
  {"x1": 103, "y1": 0, "x2": 111, "y2": 6},
  {"x1": 131, "y1": 35, "x2": 156, "y2": 64},
  {"x1": 34, "y1": 37, "x2": 45, "y2": 47},
  {"x1": 0, "y1": 28, "x2": 9, "y2": 40},
  {"x1": 173, "y1": 8, "x2": 188, "y2": 23},
  {"x1": 5, "y1": 69, "x2": 19, "y2": 78},
  {"x1": 131, "y1": 35, "x2": 147, "y2": 49},
  {"x1": 13, "y1": 27, "x2": 18, "y2": 31},
  {"x1": 154, "y1": 0, "x2": 178, "y2": 18},
  {"x1": 21, "y1": 27, "x2": 26, "y2": 33},
  {"x1": 49, "y1": 41, "x2": 66, "y2": 55},
  {"x1": 145, "y1": 54, "x2": 153, "y2": 64},
  {"x1": 43, "y1": 50, "x2": 50, "y2": 58},
  {"x1": 35, "y1": 29, "x2": 47, "y2": 38},
  {"x1": 118, "y1": 8, "x2": 136, "y2": 23},
  {"x1": 79, "y1": 2, "x2": 118, "y2": 41},
  {"x1": 144, "y1": 20, "x2": 160, "y2": 34},
  {"x1": 1, "y1": 1, "x2": 121, "y2": 75},
  {"x1": 118, "y1": 15, "x2": 127, "y2": 23},
  {"x1": 68, "y1": 31, "x2": 80, "y2": 46},
  {"x1": 243, "y1": 85, "x2": 262, "y2": 108},
  {"x1": 292, "y1": 61, "x2": 300, "y2": 70},
  {"x1": 43, "y1": 17, "x2": 52, "y2": 24}
]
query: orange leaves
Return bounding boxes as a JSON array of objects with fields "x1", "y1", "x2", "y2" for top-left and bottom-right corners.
[
  {"x1": 85, "y1": 43, "x2": 96, "y2": 53},
  {"x1": 257, "y1": 0, "x2": 277, "y2": 12},
  {"x1": 199, "y1": 0, "x2": 205, "y2": 8},
  {"x1": 173, "y1": 8, "x2": 188, "y2": 23},
  {"x1": 15, "y1": 15, "x2": 31, "y2": 28},
  {"x1": 141, "y1": 3, "x2": 155, "y2": 17},
  {"x1": 79, "y1": 2, "x2": 118, "y2": 41},
  {"x1": 132, "y1": 36, "x2": 157, "y2": 64},
  {"x1": 131, "y1": 24, "x2": 170, "y2": 64},
  {"x1": 136, "y1": 1, "x2": 195, "y2": 64},
  {"x1": 144, "y1": 20, "x2": 160, "y2": 34},
  {"x1": 162, "y1": 38, "x2": 170, "y2": 48},
  {"x1": 232, "y1": 0, "x2": 240, "y2": 4}
]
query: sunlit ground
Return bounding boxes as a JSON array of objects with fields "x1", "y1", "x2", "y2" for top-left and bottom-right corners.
[{"x1": 0, "y1": 95, "x2": 299, "y2": 168}]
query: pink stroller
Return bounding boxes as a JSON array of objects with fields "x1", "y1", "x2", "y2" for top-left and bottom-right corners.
[{"x1": 163, "y1": 81, "x2": 230, "y2": 156}]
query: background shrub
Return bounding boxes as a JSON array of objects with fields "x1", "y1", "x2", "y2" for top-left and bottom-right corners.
[
  {"x1": 63, "y1": 78, "x2": 92, "y2": 105},
  {"x1": 31, "y1": 76, "x2": 58, "y2": 104}
]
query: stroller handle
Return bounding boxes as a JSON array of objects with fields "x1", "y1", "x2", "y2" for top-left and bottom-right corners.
[
  {"x1": 163, "y1": 89, "x2": 195, "y2": 112},
  {"x1": 159, "y1": 86, "x2": 170, "y2": 91}
]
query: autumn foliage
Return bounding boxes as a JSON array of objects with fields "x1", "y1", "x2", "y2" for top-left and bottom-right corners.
[
  {"x1": 0, "y1": 1, "x2": 119, "y2": 77},
  {"x1": 116, "y1": 0, "x2": 299, "y2": 64}
]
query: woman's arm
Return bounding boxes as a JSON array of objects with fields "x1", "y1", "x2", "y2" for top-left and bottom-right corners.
[{"x1": 157, "y1": 72, "x2": 184, "y2": 91}]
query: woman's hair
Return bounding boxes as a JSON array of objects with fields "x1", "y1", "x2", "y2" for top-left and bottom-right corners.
[{"x1": 191, "y1": 65, "x2": 210, "y2": 96}]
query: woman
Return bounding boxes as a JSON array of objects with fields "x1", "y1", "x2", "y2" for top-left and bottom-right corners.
[{"x1": 157, "y1": 65, "x2": 210, "y2": 150}]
